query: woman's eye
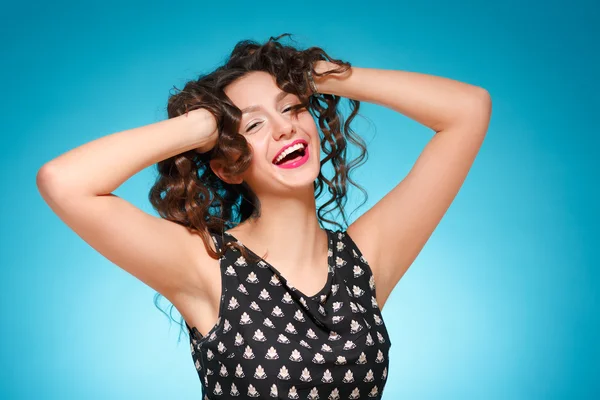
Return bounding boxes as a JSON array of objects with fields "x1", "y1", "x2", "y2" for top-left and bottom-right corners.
[
  {"x1": 284, "y1": 104, "x2": 304, "y2": 113},
  {"x1": 246, "y1": 122, "x2": 260, "y2": 132}
]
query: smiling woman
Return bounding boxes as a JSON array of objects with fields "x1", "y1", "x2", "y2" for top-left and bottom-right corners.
[{"x1": 37, "y1": 31, "x2": 490, "y2": 399}]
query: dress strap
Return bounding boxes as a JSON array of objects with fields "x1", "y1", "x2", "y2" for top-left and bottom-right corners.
[{"x1": 209, "y1": 231, "x2": 224, "y2": 253}]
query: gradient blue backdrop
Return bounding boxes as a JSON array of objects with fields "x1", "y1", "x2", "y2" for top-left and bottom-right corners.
[{"x1": 2, "y1": 0, "x2": 598, "y2": 398}]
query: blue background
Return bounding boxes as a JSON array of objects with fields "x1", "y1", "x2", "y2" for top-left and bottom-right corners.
[{"x1": 2, "y1": 0, "x2": 598, "y2": 398}]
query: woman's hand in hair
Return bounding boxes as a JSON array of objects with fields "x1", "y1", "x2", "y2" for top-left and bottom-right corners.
[
  {"x1": 310, "y1": 60, "x2": 353, "y2": 95},
  {"x1": 187, "y1": 108, "x2": 219, "y2": 154}
]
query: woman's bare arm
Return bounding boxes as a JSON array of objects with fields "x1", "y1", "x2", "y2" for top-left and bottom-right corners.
[{"x1": 36, "y1": 109, "x2": 218, "y2": 300}]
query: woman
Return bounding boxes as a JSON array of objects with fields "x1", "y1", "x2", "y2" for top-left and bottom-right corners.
[{"x1": 37, "y1": 34, "x2": 491, "y2": 399}]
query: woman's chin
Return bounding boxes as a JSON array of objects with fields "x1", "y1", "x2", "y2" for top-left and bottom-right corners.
[{"x1": 270, "y1": 162, "x2": 319, "y2": 187}]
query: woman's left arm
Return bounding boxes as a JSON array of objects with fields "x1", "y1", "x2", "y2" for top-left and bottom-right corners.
[{"x1": 313, "y1": 61, "x2": 492, "y2": 308}]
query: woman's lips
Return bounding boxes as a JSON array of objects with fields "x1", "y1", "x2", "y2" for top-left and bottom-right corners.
[
  {"x1": 271, "y1": 139, "x2": 308, "y2": 164},
  {"x1": 274, "y1": 145, "x2": 310, "y2": 169}
]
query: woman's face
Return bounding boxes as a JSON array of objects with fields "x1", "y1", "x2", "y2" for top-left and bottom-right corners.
[{"x1": 216, "y1": 71, "x2": 321, "y2": 195}]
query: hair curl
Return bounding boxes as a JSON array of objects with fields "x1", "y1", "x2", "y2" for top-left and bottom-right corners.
[{"x1": 149, "y1": 33, "x2": 370, "y2": 341}]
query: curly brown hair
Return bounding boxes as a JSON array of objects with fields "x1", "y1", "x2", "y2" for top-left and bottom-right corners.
[{"x1": 150, "y1": 33, "x2": 370, "y2": 341}]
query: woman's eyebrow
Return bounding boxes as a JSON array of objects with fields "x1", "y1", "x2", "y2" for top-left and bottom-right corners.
[{"x1": 241, "y1": 91, "x2": 290, "y2": 115}]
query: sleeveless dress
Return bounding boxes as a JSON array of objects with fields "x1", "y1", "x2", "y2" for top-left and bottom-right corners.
[{"x1": 185, "y1": 228, "x2": 392, "y2": 399}]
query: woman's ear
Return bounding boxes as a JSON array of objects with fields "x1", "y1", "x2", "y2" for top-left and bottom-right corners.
[{"x1": 209, "y1": 159, "x2": 244, "y2": 185}]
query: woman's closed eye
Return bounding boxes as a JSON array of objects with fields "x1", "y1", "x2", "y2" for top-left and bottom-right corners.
[{"x1": 246, "y1": 121, "x2": 261, "y2": 132}]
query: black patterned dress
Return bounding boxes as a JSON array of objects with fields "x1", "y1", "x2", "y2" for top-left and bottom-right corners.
[{"x1": 185, "y1": 228, "x2": 392, "y2": 399}]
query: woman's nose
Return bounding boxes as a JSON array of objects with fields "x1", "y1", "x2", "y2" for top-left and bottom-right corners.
[{"x1": 272, "y1": 115, "x2": 295, "y2": 140}]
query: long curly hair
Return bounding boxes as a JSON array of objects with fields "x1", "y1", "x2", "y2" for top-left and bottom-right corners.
[{"x1": 150, "y1": 33, "x2": 370, "y2": 341}]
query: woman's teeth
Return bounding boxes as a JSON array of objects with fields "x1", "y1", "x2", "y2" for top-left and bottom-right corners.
[{"x1": 274, "y1": 143, "x2": 305, "y2": 164}]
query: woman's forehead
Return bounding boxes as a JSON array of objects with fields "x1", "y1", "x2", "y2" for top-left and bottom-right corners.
[
  {"x1": 225, "y1": 72, "x2": 293, "y2": 111},
  {"x1": 226, "y1": 71, "x2": 274, "y2": 94}
]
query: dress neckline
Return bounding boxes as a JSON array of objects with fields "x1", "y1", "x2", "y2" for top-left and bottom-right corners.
[{"x1": 223, "y1": 228, "x2": 334, "y2": 301}]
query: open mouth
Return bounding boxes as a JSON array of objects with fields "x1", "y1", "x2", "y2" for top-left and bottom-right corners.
[
  {"x1": 274, "y1": 145, "x2": 305, "y2": 165},
  {"x1": 273, "y1": 143, "x2": 309, "y2": 169}
]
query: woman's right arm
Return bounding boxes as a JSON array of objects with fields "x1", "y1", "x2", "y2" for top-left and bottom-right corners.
[{"x1": 36, "y1": 108, "x2": 219, "y2": 301}]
